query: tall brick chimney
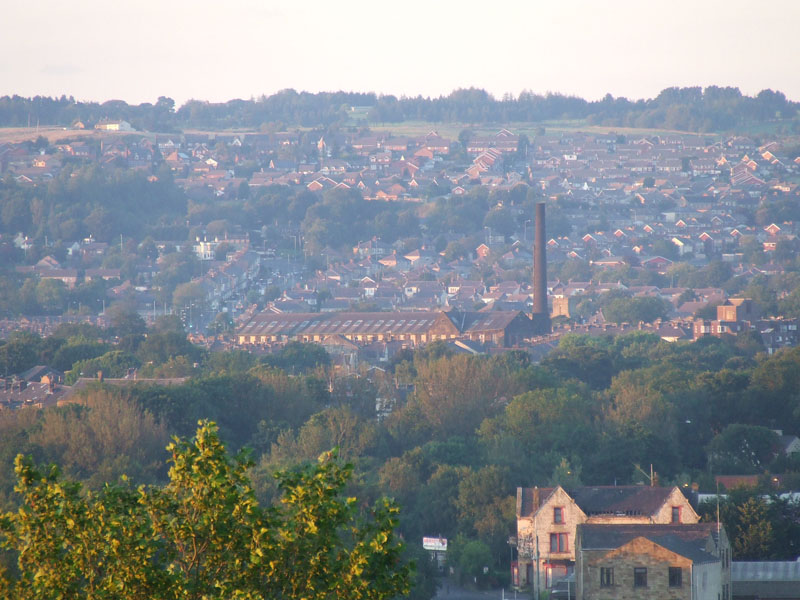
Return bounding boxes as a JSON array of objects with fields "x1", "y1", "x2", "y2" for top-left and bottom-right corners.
[{"x1": 532, "y1": 202, "x2": 551, "y2": 333}]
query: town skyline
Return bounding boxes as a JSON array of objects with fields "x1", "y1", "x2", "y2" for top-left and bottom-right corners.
[{"x1": 3, "y1": 0, "x2": 800, "y2": 105}]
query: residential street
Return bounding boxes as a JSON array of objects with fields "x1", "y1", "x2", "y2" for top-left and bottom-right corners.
[{"x1": 434, "y1": 579, "x2": 531, "y2": 600}]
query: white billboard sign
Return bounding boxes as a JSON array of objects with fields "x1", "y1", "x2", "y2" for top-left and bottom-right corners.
[{"x1": 422, "y1": 536, "x2": 447, "y2": 552}]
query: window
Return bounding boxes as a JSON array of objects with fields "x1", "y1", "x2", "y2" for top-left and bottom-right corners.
[
  {"x1": 549, "y1": 533, "x2": 568, "y2": 553},
  {"x1": 669, "y1": 567, "x2": 682, "y2": 587},
  {"x1": 600, "y1": 567, "x2": 614, "y2": 587},
  {"x1": 633, "y1": 567, "x2": 647, "y2": 588},
  {"x1": 553, "y1": 507, "x2": 564, "y2": 524},
  {"x1": 671, "y1": 506, "x2": 681, "y2": 523}
]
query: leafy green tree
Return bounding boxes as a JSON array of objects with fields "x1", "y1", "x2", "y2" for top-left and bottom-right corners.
[
  {"x1": 137, "y1": 331, "x2": 201, "y2": 366},
  {"x1": 454, "y1": 466, "x2": 514, "y2": 555},
  {"x1": 0, "y1": 421, "x2": 412, "y2": 600},
  {"x1": 602, "y1": 295, "x2": 669, "y2": 325},
  {"x1": 31, "y1": 390, "x2": 168, "y2": 486},
  {"x1": 51, "y1": 339, "x2": 109, "y2": 372},
  {"x1": 733, "y1": 497, "x2": 774, "y2": 560},
  {"x1": 707, "y1": 424, "x2": 780, "y2": 474},
  {"x1": 263, "y1": 341, "x2": 331, "y2": 373},
  {"x1": 107, "y1": 304, "x2": 146, "y2": 337},
  {"x1": 549, "y1": 457, "x2": 583, "y2": 489},
  {"x1": 0, "y1": 338, "x2": 39, "y2": 377},
  {"x1": 541, "y1": 344, "x2": 614, "y2": 389},
  {"x1": 35, "y1": 279, "x2": 66, "y2": 314},
  {"x1": 450, "y1": 537, "x2": 492, "y2": 586}
]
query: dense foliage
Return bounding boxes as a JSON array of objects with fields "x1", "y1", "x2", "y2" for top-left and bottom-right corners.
[{"x1": 0, "y1": 421, "x2": 410, "y2": 599}]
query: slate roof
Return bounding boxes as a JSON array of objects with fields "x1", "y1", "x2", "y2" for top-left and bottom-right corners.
[
  {"x1": 519, "y1": 487, "x2": 556, "y2": 517},
  {"x1": 0, "y1": 380, "x2": 71, "y2": 408},
  {"x1": 518, "y1": 485, "x2": 681, "y2": 518},
  {"x1": 238, "y1": 310, "x2": 531, "y2": 340},
  {"x1": 571, "y1": 486, "x2": 677, "y2": 516},
  {"x1": 239, "y1": 311, "x2": 440, "y2": 338},
  {"x1": 579, "y1": 523, "x2": 720, "y2": 564},
  {"x1": 18, "y1": 365, "x2": 64, "y2": 382}
]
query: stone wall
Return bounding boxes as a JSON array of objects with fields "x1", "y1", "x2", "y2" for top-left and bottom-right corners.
[{"x1": 579, "y1": 537, "x2": 694, "y2": 600}]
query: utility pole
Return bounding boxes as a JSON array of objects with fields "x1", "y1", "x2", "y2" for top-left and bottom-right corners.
[{"x1": 534, "y1": 535, "x2": 540, "y2": 600}]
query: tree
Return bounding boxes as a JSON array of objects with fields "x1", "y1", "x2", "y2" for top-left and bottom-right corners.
[
  {"x1": 107, "y1": 304, "x2": 146, "y2": 337},
  {"x1": 263, "y1": 341, "x2": 330, "y2": 373},
  {"x1": 733, "y1": 497, "x2": 775, "y2": 560},
  {"x1": 602, "y1": 296, "x2": 669, "y2": 325},
  {"x1": 151, "y1": 314, "x2": 185, "y2": 334},
  {"x1": 0, "y1": 421, "x2": 412, "y2": 600},
  {"x1": 35, "y1": 279, "x2": 66, "y2": 314},
  {"x1": 450, "y1": 537, "x2": 493, "y2": 586},
  {"x1": 707, "y1": 424, "x2": 780, "y2": 474}
]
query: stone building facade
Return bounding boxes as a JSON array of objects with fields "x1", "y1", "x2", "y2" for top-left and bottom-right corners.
[
  {"x1": 514, "y1": 486, "x2": 699, "y2": 591},
  {"x1": 576, "y1": 523, "x2": 731, "y2": 600}
]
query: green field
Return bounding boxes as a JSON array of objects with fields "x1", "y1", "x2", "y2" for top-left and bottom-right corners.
[{"x1": 364, "y1": 119, "x2": 724, "y2": 140}]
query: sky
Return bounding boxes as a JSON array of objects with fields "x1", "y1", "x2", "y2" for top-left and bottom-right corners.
[{"x1": 3, "y1": 0, "x2": 800, "y2": 107}]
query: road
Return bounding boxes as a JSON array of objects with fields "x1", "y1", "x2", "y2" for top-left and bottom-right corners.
[{"x1": 434, "y1": 579, "x2": 532, "y2": 600}]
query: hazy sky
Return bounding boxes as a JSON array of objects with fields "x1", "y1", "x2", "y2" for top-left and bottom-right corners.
[{"x1": 3, "y1": 0, "x2": 799, "y2": 106}]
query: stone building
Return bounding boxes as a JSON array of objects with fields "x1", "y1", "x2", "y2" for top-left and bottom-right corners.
[
  {"x1": 575, "y1": 523, "x2": 731, "y2": 600},
  {"x1": 514, "y1": 485, "x2": 699, "y2": 591}
]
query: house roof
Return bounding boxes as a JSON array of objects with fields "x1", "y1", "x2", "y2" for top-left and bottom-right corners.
[
  {"x1": 570, "y1": 486, "x2": 679, "y2": 517},
  {"x1": 518, "y1": 487, "x2": 556, "y2": 517},
  {"x1": 579, "y1": 523, "x2": 721, "y2": 564},
  {"x1": 18, "y1": 365, "x2": 64, "y2": 382},
  {"x1": 518, "y1": 485, "x2": 685, "y2": 518}
]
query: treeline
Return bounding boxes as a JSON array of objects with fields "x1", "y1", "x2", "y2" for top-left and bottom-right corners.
[
  {"x1": 1, "y1": 86, "x2": 797, "y2": 132},
  {"x1": 2, "y1": 323, "x2": 800, "y2": 587}
]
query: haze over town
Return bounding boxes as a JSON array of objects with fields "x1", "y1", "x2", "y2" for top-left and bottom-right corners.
[{"x1": 3, "y1": 0, "x2": 800, "y2": 104}]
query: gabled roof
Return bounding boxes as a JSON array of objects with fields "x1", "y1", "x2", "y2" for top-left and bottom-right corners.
[
  {"x1": 579, "y1": 523, "x2": 721, "y2": 564},
  {"x1": 518, "y1": 485, "x2": 688, "y2": 519},
  {"x1": 518, "y1": 487, "x2": 556, "y2": 517}
]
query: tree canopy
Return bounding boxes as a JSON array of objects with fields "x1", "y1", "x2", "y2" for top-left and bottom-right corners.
[{"x1": 0, "y1": 421, "x2": 411, "y2": 600}]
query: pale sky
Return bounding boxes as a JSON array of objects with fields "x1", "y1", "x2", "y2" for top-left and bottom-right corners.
[{"x1": 3, "y1": 0, "x2": 800, "y2": 106}]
